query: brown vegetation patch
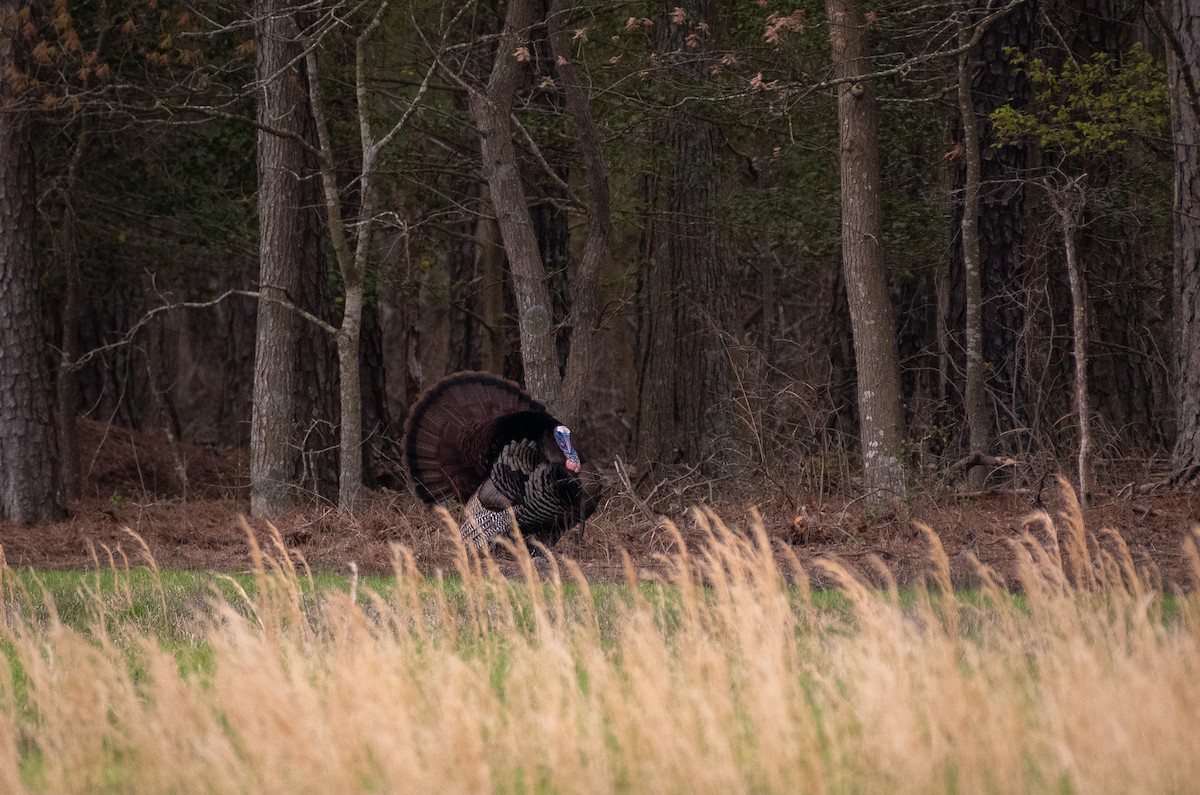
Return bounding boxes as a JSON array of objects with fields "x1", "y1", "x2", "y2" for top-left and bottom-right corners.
[{"x1": 1, "y1": 418, "x2": 1198, "y2": 588}]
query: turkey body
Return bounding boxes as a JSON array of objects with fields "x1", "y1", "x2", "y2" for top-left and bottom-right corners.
[{"x1": 402, "y1": 371, "x2": 597, "y2": 548}]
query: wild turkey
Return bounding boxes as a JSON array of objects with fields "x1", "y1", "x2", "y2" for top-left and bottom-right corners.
[{"x1": 402, "y1": 371, "x2": 597, "y2": 549}]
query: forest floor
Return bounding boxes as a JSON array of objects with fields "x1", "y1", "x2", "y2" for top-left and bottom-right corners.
[{"x1": 2, "y1": 418, "x2": 1198, "y2": 590}]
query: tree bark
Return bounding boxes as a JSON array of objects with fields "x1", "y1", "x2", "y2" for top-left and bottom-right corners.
[
  {"x1": 477, "y1": 202, "x2": 508, "y2": 376},
  {"x1": 305, "y1": 34, "x2": 365, "y2": 512},
  {"x1": 1051, "y1": 178, "x2": 1090, "y2": 504},
  {"x1": 827, "y1": 0, "x2": 908, "y2": 506},
  {"x1": 548, "y1": 0, "x2": 612, "y2": 426},
  {"x1": 448, "y1": 180, "x2": 483, "y2": 374},
  {"x1": 336, "y1": 284, "x2": 364, "y2": 510},
  {"x1": 1060, "y1": 3, "x2": 1160, "y2": 455},
  {"x1": 0, "y1": 0, "x2": 66, "y2": 523},
  {"x1": 1167, "y1": 0, "x2": 1200, "y2": 485},
  {"x1": 54, "y1": 119, "x2": 91, "y2": 503},
  {"x1": 957, "y1": 25, "x2": 990, "y2": 490},
  {"x1": 467, "y1": 0, "x2": 562, "y2": 412},
  {"x1": 949, "y1": 0, "x2": 1034, "y2": 451},
  {"x1": 635, "y1": 0, "x2": 738, "y2": 470},
  {"x1": 250, "y1": 0, "x2": 326, "y2": 515}
]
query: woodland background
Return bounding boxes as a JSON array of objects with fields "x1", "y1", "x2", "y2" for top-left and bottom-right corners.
[{"x1": 1, "y1": 0, "x2": 1199, "y2": 531}]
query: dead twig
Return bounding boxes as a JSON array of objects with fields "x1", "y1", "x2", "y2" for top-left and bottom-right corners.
[{"x1": 613, "y1": 457, "x2": 663, "y2": 523}]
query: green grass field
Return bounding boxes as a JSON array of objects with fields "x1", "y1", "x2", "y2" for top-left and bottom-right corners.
[{"x1": 1, "y1": 502, "x2": 1198, "y2": 794}]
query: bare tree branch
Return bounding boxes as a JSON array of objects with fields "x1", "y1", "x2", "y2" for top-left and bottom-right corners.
[
  {"x1": 69, "y1": 289, "x2": 336, "y2": 373},
  {"x1": 510, "y1": 110, "x2": 577, "y2": 199},
  {"x1": 368, "y1": 1, "x2": 475, "y2": 160}
]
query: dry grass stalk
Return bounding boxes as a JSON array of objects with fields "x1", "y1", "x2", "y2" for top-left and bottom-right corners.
[{"x1": 0, "y1": 485, "x2": 1196, "y2": 793}]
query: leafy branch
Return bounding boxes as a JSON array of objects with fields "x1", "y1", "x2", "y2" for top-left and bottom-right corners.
[{"x1": 989, "y1": 43, "x2": 1168, "y2": 157}]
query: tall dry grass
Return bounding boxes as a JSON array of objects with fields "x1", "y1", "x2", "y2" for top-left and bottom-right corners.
[{"x1": 0, "y1": 489, "x2": 1198, "y2": 794}]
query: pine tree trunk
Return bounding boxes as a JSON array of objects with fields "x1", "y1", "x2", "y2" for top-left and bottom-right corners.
[
  {"x1": 975, "y1": 0, "x2": 1033, "y2": 440},
  {"x1": 250, "y1": 0, "x2": 326, "y2": 515},
  {"x1": 827, "y1": 0, "x2": 907, "y2": 506},
  {"x1": 0, "y1": 0, "x2": 66, "y2": 523},
  {"x1": 1168, "y1": 0, "x2": 1200, "y2": 485},
  {"x1": 358, "y1": 307, "x2": 394, "y2": 488},
  {"x1": 1061, "y1": 2, "x2": 1160, "y2": 454},
  {"x1": 448, "y1": 180, "x2": 483, "y2": 373},
  {"x1": 636, "y1": 0, "x2": 737, "y2": 469}
]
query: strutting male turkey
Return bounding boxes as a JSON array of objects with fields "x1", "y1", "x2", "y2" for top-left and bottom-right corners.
[{"x1": 402, "y1": 371, "x2": 598, "y2": 549}]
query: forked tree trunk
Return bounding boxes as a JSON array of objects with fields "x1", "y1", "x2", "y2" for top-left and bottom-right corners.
[
  {"x1": 462, "y1": 0, "x2": 611, "y2": 425},
  {"x1": 827, "y1": 0, "x2": 908, "y2": 506},
  {"x1": 305, "y1": 38, "x2": 366, "y2": 513},
  {"x1": 548, "y1": 0, "x2": 612, "y2": 425},
  {"x1": 306, "y1": 3, "x2": 447, "y2": 510},
  {"x1": 467, "y1": 0, "x2": 562, "y2": 413}
]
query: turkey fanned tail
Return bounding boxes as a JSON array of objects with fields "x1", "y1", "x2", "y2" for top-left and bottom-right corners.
[{"x1": 402, "y1": 371, "x2": 598, "y2": 549}]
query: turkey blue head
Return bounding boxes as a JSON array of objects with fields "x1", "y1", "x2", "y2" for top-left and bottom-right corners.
[{"x1": 554, "y1": 425, "x2": 581, "y2": 473}]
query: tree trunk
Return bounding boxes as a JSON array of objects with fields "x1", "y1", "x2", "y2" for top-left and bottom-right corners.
[
  {"x1": 0, "y1": 0, "x2": 66, "y2": 523},
  {"x1": 958, "y1": 26, "x2": 990, "y2": 490},
  {"x1": 478, "y1": 200, "x2": 508, "y2": 377},
  {"x1": 250, "y1": 0, "x2": 326, "y2": 515},
  {"x1": 305, "y1": 35, "x2": 365, "y2": 513},
  {"x1": 1052, "y1": 180, "x2": 1090, "y2": 505},
  {"x1": 358, "y1": 306, "x2": 395, "y2": 488},
  {"x1": 54, "y1": 119, "x2": 91, "y2": 503},
  {"x1": 636, "y1": 0, "x2": 738, "y2": 470},
  {"x1": 1061, "y1": 2, "x2": 1161, "y2": 456},
  {"x1": 949, "y1": 0, "x2": 1035, "y2": 452},
  {"x1": 1167, "y1": 0, "x2": 1200, "y2": 485},
  {"x1": 548, "y1": 0, "x2": 612, "y2": 426},
  {"x1": 448, "y1": 180, "x2": 483, "y2": 374},
  {"x1": 217, "y1": 257, "x2": 259, "y2": 447},
  {"x1": 827, "y1": 0, "x2": 908, "y2": 506},
  {"x1": 336, "y1": 285, "x2": 364, "y2": 510},
  {"x1": 467, "y1": 0, "x2": 562, "y2": 412}
]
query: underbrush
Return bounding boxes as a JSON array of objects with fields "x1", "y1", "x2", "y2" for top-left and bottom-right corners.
[{"x1": 0, "y1": 485, "x2": 1197, "y2": 794}]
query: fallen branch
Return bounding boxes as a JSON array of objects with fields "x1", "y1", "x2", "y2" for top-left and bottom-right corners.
[
  {"x1": 952, "y1": 452, "x2": 1019, "y2": 472},
  {"x1": 953, "y1": 487, "x2": 1035, "y2": 499}
]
